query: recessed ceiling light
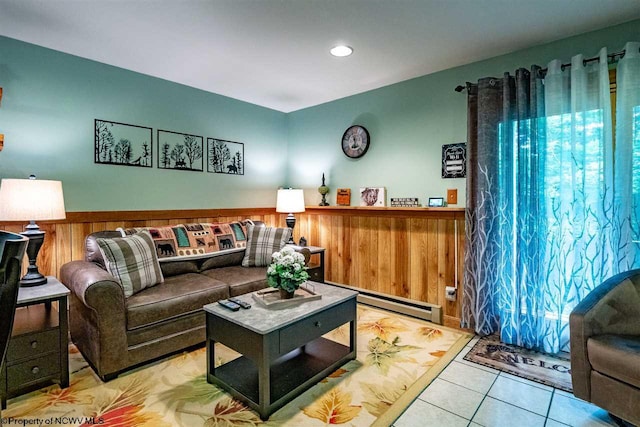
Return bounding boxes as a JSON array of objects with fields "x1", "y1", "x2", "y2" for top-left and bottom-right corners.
[{"x1": 330, "y1": 45, "x2": 353, "y2": 57}]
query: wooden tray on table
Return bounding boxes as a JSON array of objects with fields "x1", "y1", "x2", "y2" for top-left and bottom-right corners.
[{"x1": 251, "y1": 284, "x2": 321, "y2": 309}]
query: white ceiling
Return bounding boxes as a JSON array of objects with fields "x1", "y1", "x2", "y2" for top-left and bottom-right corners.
[{"x1": 1, "y1": 0, "x2": 639, "y2": 113}]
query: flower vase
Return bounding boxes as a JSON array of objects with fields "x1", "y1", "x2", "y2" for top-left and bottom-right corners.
[{"x1": 279, "y1": 288, "x2": 295, "y2": 299}]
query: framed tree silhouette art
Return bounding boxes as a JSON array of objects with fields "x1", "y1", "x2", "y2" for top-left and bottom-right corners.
[
  {"x1": 207, "y1": 138, "x2": 244, "y2": 175},
  {"x1": 157, "y1": 130, "x2": 204, "y2": 172},
  {"x1": 94, "y1": 119, "x2": 153, "y2": 167}
]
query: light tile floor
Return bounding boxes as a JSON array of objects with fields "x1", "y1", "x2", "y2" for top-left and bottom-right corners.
[{"x1": 394, "y1": 337, "x2": 624, "y2": 427}]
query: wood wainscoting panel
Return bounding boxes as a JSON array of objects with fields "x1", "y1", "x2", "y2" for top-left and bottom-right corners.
[
  {"x1": 0, "y1": 208, "x2": 279, "y2": 280},
  {"x1": 293, "y1": 207, "x2": 465, "y2": 327},
  {"x1": 0, "y1": 206, "x2": 465, "y2": 326},
  {"x1": 377, "y1": 217, "x2": 392, "y2": 297},
  {"x1": 391, "y1": 217, "x2": 410, "y2": 298},
  {"x1": 55, "y1": 222, "x2": 72, "y2": 275},
  {"x1": 364, "y1": 216, "x2": 379, "y2": 293}
]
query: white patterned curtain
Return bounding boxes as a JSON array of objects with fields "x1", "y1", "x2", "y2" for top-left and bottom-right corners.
[
  {"x1": 614, "y1": 42, "x2": 640, "y2": 270},
  {"x1": 540, "y1": 48, "x2": 614, "y2": 352}
]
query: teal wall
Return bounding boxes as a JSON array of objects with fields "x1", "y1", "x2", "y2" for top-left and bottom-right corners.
[
  {"x1": 0, "y1": 36, "x2": 288, "y2": 211},
  {"x1": 2, "y1": 19, "x2": 639, "y2": 211},
  {"x1": 286, "y1": 19, "x2": 640, "y2": 207}
]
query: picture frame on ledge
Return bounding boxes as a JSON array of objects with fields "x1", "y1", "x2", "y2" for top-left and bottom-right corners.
[
  {"x1": 360, "y1": 187, "x2": 386, "y2": 207},
  {"x1": 337, "y1": 188, "x2": 351, "y2": 206},
  {"x1": 391, "y1": 198, "x2": 420, "y2": 207},
  {"x1": 428, "y1": 197, "x2": 445, "y2": 207}
]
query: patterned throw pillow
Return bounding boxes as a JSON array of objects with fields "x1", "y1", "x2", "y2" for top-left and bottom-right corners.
[
  {"x1": 96, "y1": 230, "x2": 164, "y2": 297},
  {"x1": 242, "y1": 225, "x2": 292, "y2": 267}
]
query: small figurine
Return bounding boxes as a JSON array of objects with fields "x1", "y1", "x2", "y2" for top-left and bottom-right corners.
[
  {"x1": 318, "y1": 173, "x2": 329, "y2": 206},
  {"x1": 299, "y1": 236, "x2": 308, "y2": 247}
]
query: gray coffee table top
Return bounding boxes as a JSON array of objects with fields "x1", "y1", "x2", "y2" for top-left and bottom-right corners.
[{"x1": 204, "y1": 281, "x2": 357, "y2": 334}]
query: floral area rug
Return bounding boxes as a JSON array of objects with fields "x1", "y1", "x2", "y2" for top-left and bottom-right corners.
[
  {"x1": 4, "y1": 305, "x2": 470, "y2": 426},
  {"x1": 464, "y1": 334, "x2": 573, "y2": 392}
]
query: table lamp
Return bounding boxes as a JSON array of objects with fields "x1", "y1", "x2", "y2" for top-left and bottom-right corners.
[
  {"x1": 0, "y1": 175, "x2": 66, "y2": 286},
  {"x1": 276, "y1": 188, "x2": 305, "y2": 244}
]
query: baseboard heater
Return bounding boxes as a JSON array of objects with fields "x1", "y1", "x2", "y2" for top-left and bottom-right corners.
[{"x1": 326, "y1": 281, "x2": 443, "y2": 325}]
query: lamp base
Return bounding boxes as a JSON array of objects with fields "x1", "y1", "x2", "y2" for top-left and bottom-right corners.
[
  {"x1": 20, "y1": 223, "x2": 48, "y2": 287},
  {"x1": 285, "y1": 213, "x2": 296, "y2": 244},
  {"x1": 19, "y1": 272, "x2": 48, "y2": 287}
]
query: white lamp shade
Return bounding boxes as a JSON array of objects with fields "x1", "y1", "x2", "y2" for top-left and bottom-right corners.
[
  {"x1": 276, "y1": 189, "x2": 305, "y2": 213},
  {"x1": 0, "y1": 178, "x2": 66, "y2": 221}
]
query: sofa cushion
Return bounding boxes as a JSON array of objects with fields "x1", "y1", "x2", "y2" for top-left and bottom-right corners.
[
  {"x1": 126, "y1": 273, "x2": 229, "y2": 330},
  {"x1": 160, "y1": 260, "x2": 200, "y2": 277},
  {"x1": 242, "y1": 225, "x2": 291, "y2": 267},
  {"x1": 96, "y1": 230, "x2": 164, "y2": 297},
  {"x1": 121, "y1": 222, "x2": 247, "y2": 262},
  {"x1": 588, "y1": 334, "x2": 640, "y2": 389},
  {"x1": 200, "y1": 250, "x2": 245, "y2": 272},
  {"x1": 201, "y1": 266, "x2": 268, "y2": 297}
]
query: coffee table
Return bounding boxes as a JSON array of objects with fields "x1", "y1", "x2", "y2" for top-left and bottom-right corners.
[{"x1": 204, "y1": 282, "x2": 358, "y2": 420}]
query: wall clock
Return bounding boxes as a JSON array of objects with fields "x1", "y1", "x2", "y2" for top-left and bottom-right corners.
[{"x1": 341, "y1": 125, "x2": 370, "y2": 159}]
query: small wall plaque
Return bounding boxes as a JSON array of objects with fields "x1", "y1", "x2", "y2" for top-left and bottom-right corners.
[{"x1": 442, "y1": 143, "x2": 466, "y2": 178}]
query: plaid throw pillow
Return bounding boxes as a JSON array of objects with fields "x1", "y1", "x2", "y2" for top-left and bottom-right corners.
[
  {"x1": 96, "y1": 230, "x2": 164, "y2": 297},
  {"x1": 242, "y1": 225, "x2": 291, "y2": 267}
]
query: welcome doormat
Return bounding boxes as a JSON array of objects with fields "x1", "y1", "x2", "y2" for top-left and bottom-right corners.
[
  {"x1": 4, "y1": 305, "x2": 471, "y2": 427},
  {"x1": 464, "y1": 335, "x2": 573, "y2": 392}
]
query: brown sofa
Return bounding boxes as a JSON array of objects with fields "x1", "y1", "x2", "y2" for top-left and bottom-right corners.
[
  {"x1": 60, "y1": 229, "x2": 276, "y2": 381},
  {"x1": 569, "y1": 269, "x2": 640, "y2": 426}
]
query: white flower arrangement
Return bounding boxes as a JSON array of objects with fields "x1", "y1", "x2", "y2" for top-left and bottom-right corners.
[{"x1": 267, "y1": 246, "x2": 309, "y2": 293}]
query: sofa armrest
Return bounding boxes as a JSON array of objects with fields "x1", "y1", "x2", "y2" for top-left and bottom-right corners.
[
  {"x1": 60, "y1": 260, "x2": 125, "y2": 312},
  {"x1": 570, "y1": 269, "x2": 640, "y2": 400},
  {"x1": 296, "y1": 247, "x2": 311, "y2": 266},
  {"x1": 60, "y1": 260, "x2": 128, "y2": 378}
]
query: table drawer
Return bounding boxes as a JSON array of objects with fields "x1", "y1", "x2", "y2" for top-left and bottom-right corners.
[
  {"x1": 279, "y1": 299, "x2": 355, "y2": 354},
  {"x1": 7, "y1": 354, "x2": 60, "y2": 390},
  {"x1": 7, "y1": 329, "x2": 60, "y2": 363},
  {"x1": 307, "y1": 266, "x2": 323, "y2": 282}
]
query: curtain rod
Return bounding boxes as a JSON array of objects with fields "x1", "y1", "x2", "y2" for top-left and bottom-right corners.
[{"x1": 454, "y1": 47, "x2": 630, "y2": 93}]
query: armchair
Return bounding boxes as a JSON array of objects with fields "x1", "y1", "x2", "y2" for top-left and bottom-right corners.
[
  {"x1": 0, "y1": 231, "x2": 29, "y2": 422},
  {"x1": 570, "y1": 269, "x2": 640, "y2": 426}
]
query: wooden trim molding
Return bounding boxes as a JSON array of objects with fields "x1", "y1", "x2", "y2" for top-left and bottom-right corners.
[
  {"x1": 305, "y1": 206, "x2": 465, "y2": 219},
  {"x1": 0, "y1": 207, "x2": 277, "y2": 224},
  {"x1": 63, "y1": 207, "x2": 278, "y2": 223},
  {"x1": 0, "y1": 206, "x2": 466, "y2": 223}
]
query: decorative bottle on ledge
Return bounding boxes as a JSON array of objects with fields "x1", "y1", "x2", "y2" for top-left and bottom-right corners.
[{"x1": 318, "y1": 173, "x2": 329, "y2": 206}]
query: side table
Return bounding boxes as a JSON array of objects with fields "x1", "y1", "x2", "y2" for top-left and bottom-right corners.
[
  {"x1": 288, "y1": 245, "x2": 325, "y2": 283},
  {"x1": 0, "y1": 277, "x2": 69, "y2": 409}
]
